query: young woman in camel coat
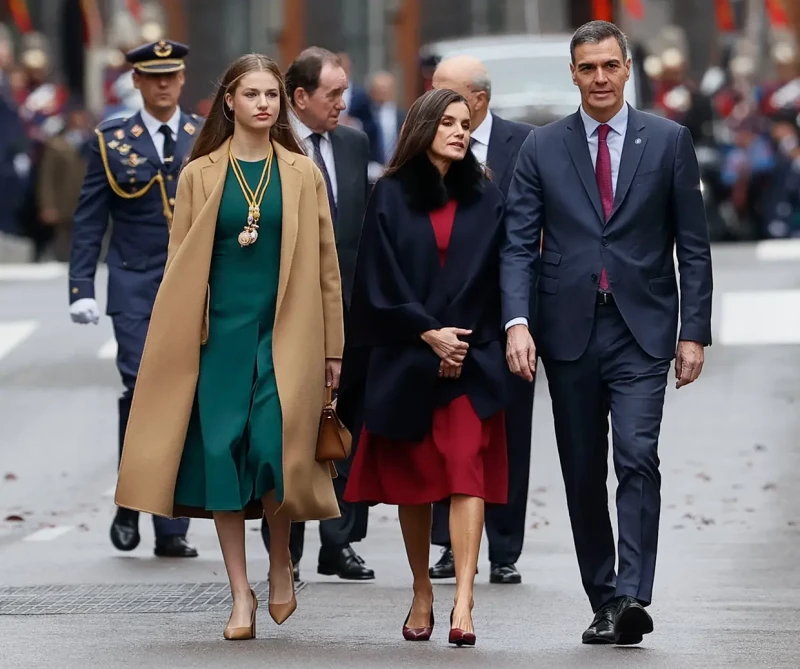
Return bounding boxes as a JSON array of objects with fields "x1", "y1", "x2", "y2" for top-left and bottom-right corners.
[{"x1": 114, "y1": 54, "x2": 344, "y2": 640}]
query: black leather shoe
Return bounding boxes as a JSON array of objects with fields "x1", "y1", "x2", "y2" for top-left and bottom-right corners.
[
  {"x1": 109, "y1": 508, "x2": 140, "y2": 552},
  {"x1": 429, "y1": 547, "x2": 455, "y2": 579},
  {"x1": 317, "y1": 545, "x2": 374, "y2": 580},
  {"x1": 293, "y1": 563, "x2": 300, "y2": 581},
  {"x1": 582, "y1": 601, "x2": 617, "y2": 644},
  {"x1": 613, "y1": 596, "x2": 653, "y2": 645},
  {"x1": 154, "y1": 535, "x2": 199, "y2": 558},
  {"x1": 489, "y1": 562, "x2": 521, "y2": 584}
]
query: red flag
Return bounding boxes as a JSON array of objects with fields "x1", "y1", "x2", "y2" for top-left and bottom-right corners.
[
  {"x1": 765, "y1": 0, "x2": 789, "y2": 27},
  {"x1": 623, "y1": 0, "x2": 645, "y2": 20},
  {"x1": 591, "y1": 0, "x2": 614, "y2": 22},
  {"x1": 8, "y1": 0, "x2": 33, "y2": 33},
  {"x1": 715, "y1": 0, "x2": 736, "y2": 32}
]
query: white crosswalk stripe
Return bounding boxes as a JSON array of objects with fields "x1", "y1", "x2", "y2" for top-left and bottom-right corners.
[
  {"x1": 0, "y1": 262, "x2": 67, "y2": 281},
  {"x1": 755, "y1": 239, "x2": 800, "y2": 262},
  {"x1": 97, "y1": 337, "x2": 117, "y2": 360},
  {"x1": 719, "y1": 289, "x2": 800, "y2": 346},
  {"x1": 0, "y1": 321, "x2": 39, "y2": 361}
]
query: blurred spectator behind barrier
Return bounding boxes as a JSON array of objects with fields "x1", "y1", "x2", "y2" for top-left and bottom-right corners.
[{"x1": 37, "y1": 104, "x2": 92, "y2": 261}]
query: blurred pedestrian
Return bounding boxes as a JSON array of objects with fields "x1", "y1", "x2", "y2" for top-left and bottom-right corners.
[
  {"x1": 501, "y1": 21, "x2": 712, "y2": 646},
  {"x1": 115, "y1": 53, "x2": 344, "y2": 641},
  {"x1": 259, "y1": 46, "x2": 374, "y2": 582},
  {"x1": 338, "y1": 88, "x2": 510, "y2": 647},
  {"x1": 68, "y1": 39, "x2": 203, "y2": 558},
  {"x1": 428, "y1": 55, "x2": 534, "y2": 586}
]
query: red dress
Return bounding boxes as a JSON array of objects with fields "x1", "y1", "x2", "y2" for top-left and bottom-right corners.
[{"x1": 343, "y1": 200, "x2": 508, "y2": 506}]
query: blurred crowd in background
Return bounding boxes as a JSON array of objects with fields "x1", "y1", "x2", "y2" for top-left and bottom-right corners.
[{"x1": 3, "y1": 0, "x2": 800, "y2": 263}]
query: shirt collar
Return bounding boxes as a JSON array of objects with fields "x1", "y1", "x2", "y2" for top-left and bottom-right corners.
[
  {"x1": 291, "y1": 111, "x2": 329, "y2": 142},
  {"x1": 580, "y1": 103, "x2": 628, "y2": 138},
  {"x1": 139, "y1": 106, "x2": 182, "y2": 138},
  {"x1": 471, "y1": 111, "x2": 493, "y2": 146}
]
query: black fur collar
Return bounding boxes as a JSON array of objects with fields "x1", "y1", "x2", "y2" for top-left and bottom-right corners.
[{"x1": 392, "y1": 151, "x2": 485, "y2": 212}]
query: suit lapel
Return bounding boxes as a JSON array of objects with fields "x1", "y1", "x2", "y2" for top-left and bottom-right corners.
[
  {"x1": 564, "y1": 112, "x2": 604, "y2": 223},
  {"x1": 486, "y1": 117, "x2": 513, "y2": 191},
  {"x1": 171, "y1": 112, "x2": 196, "y2": 173},
  {"x1": 274, "y1": 143, "x2": 302, "y2": 319},
  {"x1": 610, "y1": 106, "x2": 647, "y2": 219},
  {"x1": 128, "y1": 111, "x2": 161, "y2": 168}
]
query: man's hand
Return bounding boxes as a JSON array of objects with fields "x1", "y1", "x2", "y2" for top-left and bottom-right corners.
[
  {"x1": 69, "y1": 298, "x2": 100, "y2": 325},
  {"x1": 421, "y1": 327, "x2": 472, "y2": 365},
  {"x1": 675, "y1": 340, "x2": 704, "y2": 389},
  {"x1": 506, "y1": 324, "x2": 536, "y2": 382},
  {"x1": 325, "y1": 358, "x2": 342, "y2": 389}
]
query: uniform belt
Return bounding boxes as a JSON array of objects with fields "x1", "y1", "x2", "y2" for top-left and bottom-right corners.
[{"x1": 596, "y1": 291, "x2": 615, "y2": 305}]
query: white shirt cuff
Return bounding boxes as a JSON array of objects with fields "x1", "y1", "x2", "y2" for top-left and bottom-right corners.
[{"x1": 505, "y1": 317, "x2": 528, "y2": 331}]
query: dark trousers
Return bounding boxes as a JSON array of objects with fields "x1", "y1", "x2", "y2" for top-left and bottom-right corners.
[
  {"x1": 113, "y1": 314, "x2": 189, "y2": 539},
  {"x1": 542, "y1": 302, "x2": 670, "y2": 612},
  {"x1": 431, "y1": 371, "x2": 534, "y2": 564},
  {"x1": 260, "y1": 473, "x2": 369, "y2": 565}
]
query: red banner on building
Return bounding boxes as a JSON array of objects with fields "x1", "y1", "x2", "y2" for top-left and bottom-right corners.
[
  {"x1": 7, "y1": 0, "x2": 32, "y2": 33},
  {"x1": 591, "y1": 0, "x2": 614, "y2": 22},
  {"x1": 715, "y1": 0, "x2": 736, "y2": 32},
  {"x1": 765, "y1": 0, "x2": 789, "y2": 27}
]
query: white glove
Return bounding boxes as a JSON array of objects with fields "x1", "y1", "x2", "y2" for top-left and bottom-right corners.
[{"x1": 70, "y1": 298, "x2": 100, "y2": 325}]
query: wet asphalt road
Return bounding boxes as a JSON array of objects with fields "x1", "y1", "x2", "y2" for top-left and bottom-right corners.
[{"x1": 0, "y1": 242, "x2": 799, "y2": 668}]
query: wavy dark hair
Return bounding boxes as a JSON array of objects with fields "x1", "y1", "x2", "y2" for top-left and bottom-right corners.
[
  {"x1": 384, "y1": 88, "x2": 474, "y2": 177},
  {"x1": 189, "y1": 53, "x2": 305, "y2": 162}
]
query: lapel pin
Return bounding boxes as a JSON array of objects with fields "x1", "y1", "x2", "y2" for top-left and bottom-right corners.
[
  {"x1": 635, "y1": 137, "x2": 642, "y2": 145},
  {"x1": 131, "y1": 124, "x2": 144, "y2": 138}
]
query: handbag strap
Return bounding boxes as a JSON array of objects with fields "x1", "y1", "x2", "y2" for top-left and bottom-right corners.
[{"x1": 324, "y1": 384, "x2": 333, "y2": 407}]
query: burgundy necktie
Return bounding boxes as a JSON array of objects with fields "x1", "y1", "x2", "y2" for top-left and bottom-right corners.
[{"x1": 595, "y1": 124, "x2": 612, "y2": 291}]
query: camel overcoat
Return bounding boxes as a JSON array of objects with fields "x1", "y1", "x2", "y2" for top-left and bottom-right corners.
[{"x1": 114, "y1": 138, "x2": 344, "y2": 522}]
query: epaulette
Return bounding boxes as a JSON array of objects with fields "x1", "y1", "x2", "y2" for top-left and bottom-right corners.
[{"x1": 96, "y1": 116, "x2": 129, "y2": 134}]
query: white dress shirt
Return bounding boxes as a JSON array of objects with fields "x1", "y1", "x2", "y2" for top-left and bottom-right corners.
[
  {"x1": 469, "y1": 111, "x2": 493, "y2": 165},
  {"x1": 291, "y1": 113, "x2": 338, "y2": 204},
  {"x1": 504, "y1": 103, "x2": 629, "y2": 331},
  {"x1": 139, "y1": 106, "x2": 182, "y2": 163}
]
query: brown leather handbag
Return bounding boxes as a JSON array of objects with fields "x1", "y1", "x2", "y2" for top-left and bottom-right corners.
[{"x1": 316, "y1": 386, "x2": 352, "y2": 465}]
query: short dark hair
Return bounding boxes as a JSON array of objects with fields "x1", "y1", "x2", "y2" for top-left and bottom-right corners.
[
  {"x1": 570, "y1": 20, "x2": 628, "y2": 64},
  {"x1": 285, "y1": 46, "x2": 341, "y2": 104}
]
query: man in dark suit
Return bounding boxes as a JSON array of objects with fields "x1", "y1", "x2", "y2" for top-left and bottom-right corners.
[
  {"x1": 501, "y1": 21, "x2": 712, "y2": 646},
  {"x1": 428, "y1": 55, "x2": 535, "y2": 585},
  {"x1": 68, "y1": 40, "x2": 202, "y2": 558},
  {"x1": 260, "y1": 46, "x2": 374, "y2": 581}
]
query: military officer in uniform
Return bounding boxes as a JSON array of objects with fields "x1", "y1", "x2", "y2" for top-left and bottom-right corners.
[{"x1": 68, "y1": 40, "x2": 202, "y2": 558}]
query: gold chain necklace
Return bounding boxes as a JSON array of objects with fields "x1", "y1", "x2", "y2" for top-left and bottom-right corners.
[{"x1": 228, "y1": 143, "x2": 274, "y2": 247}]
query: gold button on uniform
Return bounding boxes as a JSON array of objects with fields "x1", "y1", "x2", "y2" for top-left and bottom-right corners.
[{"x1": 71, "y1": 287, "x2": 79, "y2": 294}]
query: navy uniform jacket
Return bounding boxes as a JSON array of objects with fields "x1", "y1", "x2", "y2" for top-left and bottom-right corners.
[{"x1": 68, "y1": 110, "x2": 203, "y2": 315}]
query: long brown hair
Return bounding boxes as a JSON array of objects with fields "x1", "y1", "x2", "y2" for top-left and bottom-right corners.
[
  {"x1": 384, "y1": 88, "x2": 470, "y2": 177},
  {"x1": 189, "y1": 53, "x2": 305, "y2": 163}
]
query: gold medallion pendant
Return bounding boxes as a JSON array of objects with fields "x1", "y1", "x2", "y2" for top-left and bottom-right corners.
[{"x1": 229, "y1": 144, "x2": 274, "y2": 248}]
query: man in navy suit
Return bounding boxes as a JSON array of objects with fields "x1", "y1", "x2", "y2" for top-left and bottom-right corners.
[
  {"x1": 501, "y1": 21, "x2": 712, "y2": 645},
  {"x1": 68, "y1": 40, "x2": 203, "y2": 558},
  {"x1": 428, "y1": 55, "x2": 535, "y2": 586}
]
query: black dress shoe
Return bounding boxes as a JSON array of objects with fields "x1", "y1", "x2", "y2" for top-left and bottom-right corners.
[
  {"x1": 317, "y1": 545, "x2": 374, "y2": 580},
  {"x1": 293, "y1": 563, "x2": 300, "y2": 581},
  {"x1": 613, "y1": 596, "x2": 653, "y2": 645},
  {"x1": 154, "y1": 535, "x2": 199, "y2": 558},
  {"x1": 429, "y1": 547, "x2": 455, "y2": 579},
  {"x1": 582, "y1": 601, "x2": 617, "y2": 644},
  {"x1": 109, "y1": 508, "x2": 140, "y2": 552},
  {"x1": 489, "y1": 562, "x2": 521, "y2": 584}
]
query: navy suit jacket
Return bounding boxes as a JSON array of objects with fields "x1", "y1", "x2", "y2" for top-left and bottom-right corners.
[
  {"x1": 68, "y1": 110, "x2": 203, "y2": 315},
  {"x1": 486, "y1": 114, "x2": 534, "y2": 198},
  {"x1": 500, "y1": 104, "x2": 713, "y2": 361}
]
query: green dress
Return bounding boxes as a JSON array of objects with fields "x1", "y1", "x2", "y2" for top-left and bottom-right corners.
[{"x1": 174, "y1": 156, "x2": 284, "y2": 511}]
